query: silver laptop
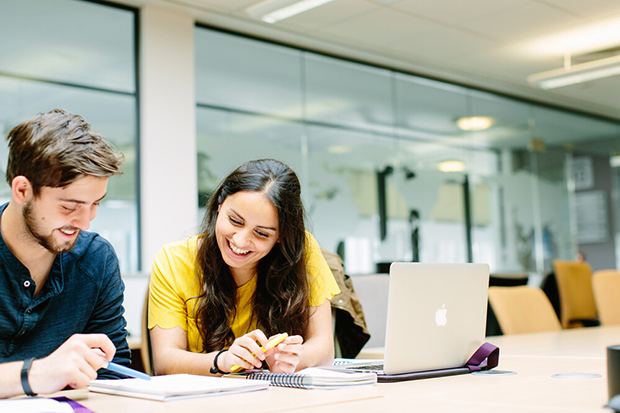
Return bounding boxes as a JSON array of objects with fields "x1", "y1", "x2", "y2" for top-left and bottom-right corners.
[{"x1": 333, "y1": 262, "x2": 490, "y2": 380}]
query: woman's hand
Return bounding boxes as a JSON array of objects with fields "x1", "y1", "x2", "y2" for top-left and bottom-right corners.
[
  {"x1": 264, "y1": 335, "x2": 304, "y2": 373},
  {"x1": 221, "y1": 329, "x2": 269, "y2": 372}
]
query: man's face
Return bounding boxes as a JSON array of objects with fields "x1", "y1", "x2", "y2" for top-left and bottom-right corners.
[{"x1": 22, "y1": 176, "x2": 109, "y2": 254}]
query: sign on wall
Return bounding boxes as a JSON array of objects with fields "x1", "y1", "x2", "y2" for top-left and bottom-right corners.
[
  {"x1": 575, "y1": 190, "x2": 609, "y2": 244},
  {"x1": 573, "y1": 156, "x2": 594, "y2": 191}
]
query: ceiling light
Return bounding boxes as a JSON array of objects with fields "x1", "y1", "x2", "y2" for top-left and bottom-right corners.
[
  {"x1": 456, "y1": 117, "x2": 493, "y2": 131},
  {"x1": 327, "y1": 145, "x2": 351, "y2": 154},
  {"x1": 246, "y1": 0, "x2": 334, "y2": 24},
  {"x1": 528, "y1": 55, "x2": 620, "y2": 90},
  {"x1": 437, "y1": 160, "x2": 465, "y2": 173}
]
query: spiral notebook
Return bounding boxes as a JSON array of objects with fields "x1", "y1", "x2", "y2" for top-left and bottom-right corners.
[{"x1": 230, "y1": 367, "x2": 377, "y2": 389}]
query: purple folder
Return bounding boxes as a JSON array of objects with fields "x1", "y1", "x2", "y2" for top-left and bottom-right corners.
[{"x1": 377, "y1": 342, "x2": 499, "y2": 383}]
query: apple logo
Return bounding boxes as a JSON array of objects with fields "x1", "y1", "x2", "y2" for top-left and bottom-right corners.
[{"x1": 435, "y1": 304, "x2": 448, "y2": 327}]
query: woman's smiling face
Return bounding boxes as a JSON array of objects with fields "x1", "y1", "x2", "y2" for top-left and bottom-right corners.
[{"x1": 215, "y1": 191, "x2": 280, "y2": 281}]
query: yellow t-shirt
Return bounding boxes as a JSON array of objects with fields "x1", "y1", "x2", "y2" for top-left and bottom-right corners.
[{"x1": 148, "y1": 232, "x2": 340, "y2": 353}]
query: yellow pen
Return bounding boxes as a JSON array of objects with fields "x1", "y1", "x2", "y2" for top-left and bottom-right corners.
[{"x1": 230, "y1": 332, "x2": 289, "y2": 373}]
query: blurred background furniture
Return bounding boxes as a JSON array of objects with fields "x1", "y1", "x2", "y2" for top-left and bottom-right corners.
[
  {"x1": 351, "y1": 274, "x2": 390, "y2": 349},
  {"x1": 540, "y1": 271, "x2": 561, "y2": 321},
  {"x1": 485, "y1": 273, "x2": 529, "y2": 336},
  {"x1": 323, "y1": 249, "x2": 371, "y2": 359},
  {"x1": 488, "y1": 286, "x2": 561, "y2": 335},
  {"x1": 489, "y1": 273, "x2": 529, "y2": 287},
  {"x1": 552, "y1": 260, "x2": 599, "y2": 328},
  {"x1": 141, "y1": 287, "x2": 153, "y2": 376},
  {"x1": 592, "y1": 270, "x2": 620, "y2": 326}
]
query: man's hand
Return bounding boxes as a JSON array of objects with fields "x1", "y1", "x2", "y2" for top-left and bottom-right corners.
[{"x1": 27, "y1": 334, "x2": 116, "y2": 394}]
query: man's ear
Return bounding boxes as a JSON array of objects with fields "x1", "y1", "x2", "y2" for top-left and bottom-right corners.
[{"x1": 11, "y1": 176, "x2": 32, "y2": 205}]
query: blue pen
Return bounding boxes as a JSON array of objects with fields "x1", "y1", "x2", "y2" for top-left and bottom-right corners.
[{"x1": 104, "y1": 361, "x2": 151, "y2": 380}]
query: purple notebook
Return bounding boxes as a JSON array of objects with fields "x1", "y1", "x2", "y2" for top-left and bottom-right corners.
[{"x1": 52, "y1": 397, "x2": 96, "y2": 413}]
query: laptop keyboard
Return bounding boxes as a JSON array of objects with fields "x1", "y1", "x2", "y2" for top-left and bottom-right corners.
[{"x1": 345, "y1": 364, "x2": 384, "y2": 372}]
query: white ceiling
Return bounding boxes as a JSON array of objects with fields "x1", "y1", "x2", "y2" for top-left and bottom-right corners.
[{"x1": 115, "y1": 0, "x2": 620, "y2": 122}]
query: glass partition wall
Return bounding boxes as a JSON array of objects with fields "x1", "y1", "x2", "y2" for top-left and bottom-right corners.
[
  {"x1": 195, "y1": 26, "x2": 620, "y2": 276},
  {"x1": 0, "y1": 0, "x2": 139, "y2": 272}
]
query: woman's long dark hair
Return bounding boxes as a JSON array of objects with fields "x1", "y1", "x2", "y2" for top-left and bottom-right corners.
[{"x1": 195, "y1": 159, "x2": 310, "y2": 353}]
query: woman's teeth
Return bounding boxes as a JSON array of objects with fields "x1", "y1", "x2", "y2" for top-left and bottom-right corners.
[{"x1": 228, "y1": 240, "x2": 249, "y2": 255}]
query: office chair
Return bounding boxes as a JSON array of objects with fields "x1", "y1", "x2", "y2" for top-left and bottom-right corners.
[
  {"x1": 488, "y1": 286, "x2": 561, "y2": 335},
  {"x1": 141, "y1": 286, "x2": 154, "y2": 376},
  {"x1": 485, "y1": 273, "x2": 529, "y2": 336},
  {"x1": 489, "y1": 272, "x2": 529, "y2": 287},
  {"x1": 552, "y1": 260, "x2": 599, "y2": 328},
  {"x1": 592, "y1": 270, "x2": 620, "y2": 326}
]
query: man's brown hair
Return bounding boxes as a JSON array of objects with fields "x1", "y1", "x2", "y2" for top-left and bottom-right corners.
[{"x1": 5, "y1": 109, "x2": 124, "y2": 195}]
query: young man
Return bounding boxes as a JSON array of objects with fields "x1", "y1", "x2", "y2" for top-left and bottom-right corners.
[{"x1": 0, "y1": 109, "x2": 130, "y2": 398}]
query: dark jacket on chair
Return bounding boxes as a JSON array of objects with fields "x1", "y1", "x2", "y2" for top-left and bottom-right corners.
[{"x1": 322, "y1": 248, "x2": 371, "y2": 358}]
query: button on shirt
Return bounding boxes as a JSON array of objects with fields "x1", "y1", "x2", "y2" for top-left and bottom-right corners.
[{"x1": 0, "y1": 202, "x2": 131, "y2": 378}]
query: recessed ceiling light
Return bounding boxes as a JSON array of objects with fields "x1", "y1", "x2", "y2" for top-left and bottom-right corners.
[
  {"x1": 327, "y1": 145, "x2": 351, "y2": 154},
  {"x1": 456, "y1": 116, "x2": 494, "y2": 131},
  {"x1": 438, "y1": 160, "x2": 465, "y2": 172},
  {"x1": 246, "y1": 0, "x2": 335, "y2": 24}
]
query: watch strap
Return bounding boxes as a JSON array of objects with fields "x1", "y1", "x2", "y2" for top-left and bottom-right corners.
[{"x1": 21, "y1": 357, "x2": 37, "y2": 397}]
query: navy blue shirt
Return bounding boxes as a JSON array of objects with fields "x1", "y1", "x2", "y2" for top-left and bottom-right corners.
[{"x1": 0, "y1": 202, "x2": 130, "y2": 379}]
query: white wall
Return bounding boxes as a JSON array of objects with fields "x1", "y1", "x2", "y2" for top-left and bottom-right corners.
[
  {"x1": 140, "y1": 6, "x2": 198, "y2": 267},
  {"x1": 125, "y1": 6, "x2": 198, "y2": 337}
]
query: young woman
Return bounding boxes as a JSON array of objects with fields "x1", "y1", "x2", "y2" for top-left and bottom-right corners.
[{"x1": 148, "y1": 159, "x2": 340, "y2": 375}]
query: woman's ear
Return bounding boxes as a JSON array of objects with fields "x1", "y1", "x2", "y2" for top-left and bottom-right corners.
[{"x1": 11, "y1": 176, "x2": 32, "y2": 205}]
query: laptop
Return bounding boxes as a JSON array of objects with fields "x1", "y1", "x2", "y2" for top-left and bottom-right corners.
[{"x1": 330, "y1": 262, "x2": 490, "y2": 382}]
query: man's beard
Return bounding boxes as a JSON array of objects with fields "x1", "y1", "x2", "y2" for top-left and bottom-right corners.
[{"x1": 22, "y1": 202, "x2": 80, "y2": 254}]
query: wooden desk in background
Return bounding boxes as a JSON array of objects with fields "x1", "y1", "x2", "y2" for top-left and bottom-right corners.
[
  {"x1": 127, "y1": 337, "x2": 141, "y2": 351},
  {"x1": 80, "y1": 326, "x2": 620, "y2": 413}
]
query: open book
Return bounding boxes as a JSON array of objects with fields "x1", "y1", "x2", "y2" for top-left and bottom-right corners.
[
  {"x1": 88, "y1": 374, "x2": 270, "y2": 401},
  {"x1": 229, "y1": 367, "x2": 377, "y2": 389}
]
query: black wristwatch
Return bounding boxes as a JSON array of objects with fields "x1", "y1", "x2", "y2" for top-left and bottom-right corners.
[{"x1": 21, "y1": 358, "x2": 37, "y2": 397}]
